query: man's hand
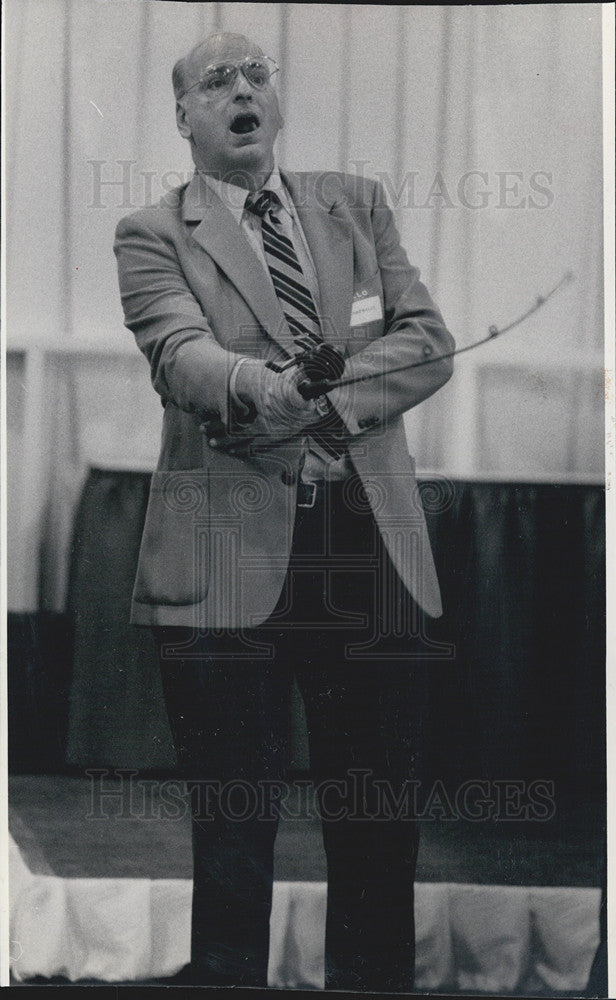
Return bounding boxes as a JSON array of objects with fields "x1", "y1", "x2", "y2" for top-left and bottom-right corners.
[
  {"x1": 244, "y1": 360, "x2": 319, "y2": 436},
  {"x1": 203, "y1": 358, "x2": 319, "y2": 453}
]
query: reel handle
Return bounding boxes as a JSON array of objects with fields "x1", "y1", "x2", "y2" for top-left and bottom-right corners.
[{"x1": 295, "y1": 343, "x2": 345, "y2": 399}]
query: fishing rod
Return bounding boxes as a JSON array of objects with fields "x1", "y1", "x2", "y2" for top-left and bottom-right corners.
[{"x1": 288, "y1": 270, "x2": 574, "y2": 400}]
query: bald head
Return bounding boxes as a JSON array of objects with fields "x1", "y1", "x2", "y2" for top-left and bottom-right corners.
[
  {"x1": 171, "y1": 30, "x2": 283, "y2": 188},
  {"x1": 173, "y1": 32, "x2": 264, "y2": 100}
]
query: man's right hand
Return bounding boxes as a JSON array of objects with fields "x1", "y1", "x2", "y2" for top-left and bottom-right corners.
[{"x1": 230, "y1": 358, "x2": 319, "y2": 444}]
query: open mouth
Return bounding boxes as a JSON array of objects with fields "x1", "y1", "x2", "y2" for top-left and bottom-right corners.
[{"x1": 229, "y1": 112, "x2": 261, "y2": 135}]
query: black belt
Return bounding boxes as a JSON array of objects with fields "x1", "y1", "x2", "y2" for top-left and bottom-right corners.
[
  {"x1": 296, "y1": 479, "x2": 352, "y2": 509},
  {"x1": 297, "y1": 480, "x2": 319, "y2": 508}
]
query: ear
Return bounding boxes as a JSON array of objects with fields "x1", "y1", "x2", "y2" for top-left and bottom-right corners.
[
  {"x1": 176, "y1": 101, "x2": 192, "y2": 140},
  {"x1": 274, "y1": 98, "x2": 284, "y2": 132}
]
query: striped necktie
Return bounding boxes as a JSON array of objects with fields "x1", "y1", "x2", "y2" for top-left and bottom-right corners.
[
  {"x1": 245, "y1": 189, "x2": 322, "y2": 350},
  {"x1": 245, "y1": 189, "x2": 346, "y2": 460}
]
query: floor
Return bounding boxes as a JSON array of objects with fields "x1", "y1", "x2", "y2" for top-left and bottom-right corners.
[
  {"x1": 9, "y1": 772, "x2": 605, "y2": 887},
  {"x1": 9, "y1": 773, "x2": 606, "y2": 995}
]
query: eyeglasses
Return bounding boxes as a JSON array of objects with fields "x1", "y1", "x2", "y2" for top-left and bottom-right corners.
[{"x1": 179, "y1": 55, "x2": 279, "y2": 101}]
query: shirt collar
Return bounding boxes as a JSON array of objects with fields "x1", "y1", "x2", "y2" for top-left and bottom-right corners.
[{"x1": 199, "y1": 166, "x2": 294, "y2": 225}]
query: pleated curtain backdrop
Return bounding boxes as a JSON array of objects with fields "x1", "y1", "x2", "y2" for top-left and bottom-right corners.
[{"x1": 4, "y1": 1, "x2": 605, "y2": 613}]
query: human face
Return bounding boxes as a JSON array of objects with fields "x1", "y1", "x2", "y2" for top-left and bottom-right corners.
[{"x1": 176, "y1": 34, "x2": 284, "y2": 187}]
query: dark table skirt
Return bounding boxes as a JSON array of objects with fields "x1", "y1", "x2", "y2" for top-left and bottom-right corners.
[{"x1": 55, "y1": 470, "x2": 606, "y2": 784}]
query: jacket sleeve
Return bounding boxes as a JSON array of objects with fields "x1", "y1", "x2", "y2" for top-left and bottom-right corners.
[
  {"x1": 114, "y1": 213, "x2": 245, "y2": 423},
  {"x1": 327, "y1": 180, "x2": 455, "y2": 436}
]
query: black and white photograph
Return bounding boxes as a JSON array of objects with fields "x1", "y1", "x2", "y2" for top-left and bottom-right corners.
[{"x1": 2, "y1": 1, "x2": 612, "y2": 995}]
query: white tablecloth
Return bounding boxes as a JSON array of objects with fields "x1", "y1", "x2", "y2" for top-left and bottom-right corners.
[{"x1": 9, "y1": 834, "x2": 600, "y2": 991}]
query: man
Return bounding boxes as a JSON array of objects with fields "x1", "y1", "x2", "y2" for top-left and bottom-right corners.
[{"x1": 114, "y1": 31, "x2": 454, "y2": 991}]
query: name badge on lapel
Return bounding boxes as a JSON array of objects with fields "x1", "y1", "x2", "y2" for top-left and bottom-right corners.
[{"x1": 350, "y1": 294, "x2": 383, "y2": 327}]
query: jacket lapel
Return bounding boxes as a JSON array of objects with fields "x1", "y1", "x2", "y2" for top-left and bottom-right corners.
[
  {"x1": 281, "y1": 171, "x2": 354, "y2": 349},
  {"x1": 183, "y1": 172, "x2": 297, "y2": 358},
  {"x1": 183, "y1": 170, "x2": 354, "y2": 356}
]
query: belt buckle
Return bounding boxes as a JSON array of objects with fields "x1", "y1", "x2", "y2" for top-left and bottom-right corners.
[{"x1": 297, "y1": 481, "x2": 318, "y2": 508}]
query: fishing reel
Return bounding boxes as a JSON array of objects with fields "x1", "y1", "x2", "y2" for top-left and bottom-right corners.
[{"x1": 267, "y1": 342, "x2": 346, "y2": 399}]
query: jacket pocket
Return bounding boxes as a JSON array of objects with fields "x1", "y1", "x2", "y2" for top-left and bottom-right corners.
[{"x1": 133, "y1": 470, "x2": 210, "y2": 606}]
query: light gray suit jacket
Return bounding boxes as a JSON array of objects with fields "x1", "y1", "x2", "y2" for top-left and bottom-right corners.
[{"x1": 114, "y1": 170, "x2": 455, "y2": 628}]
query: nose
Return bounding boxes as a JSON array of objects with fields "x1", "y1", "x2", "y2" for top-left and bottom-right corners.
[{"x1": 232, "y1": 68, "x2": 254, "y2": 101}]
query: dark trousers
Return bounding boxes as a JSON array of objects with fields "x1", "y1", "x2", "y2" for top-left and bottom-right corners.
[{"x1": 155, "y1": 479, "x2": 429, "y2": 991}]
